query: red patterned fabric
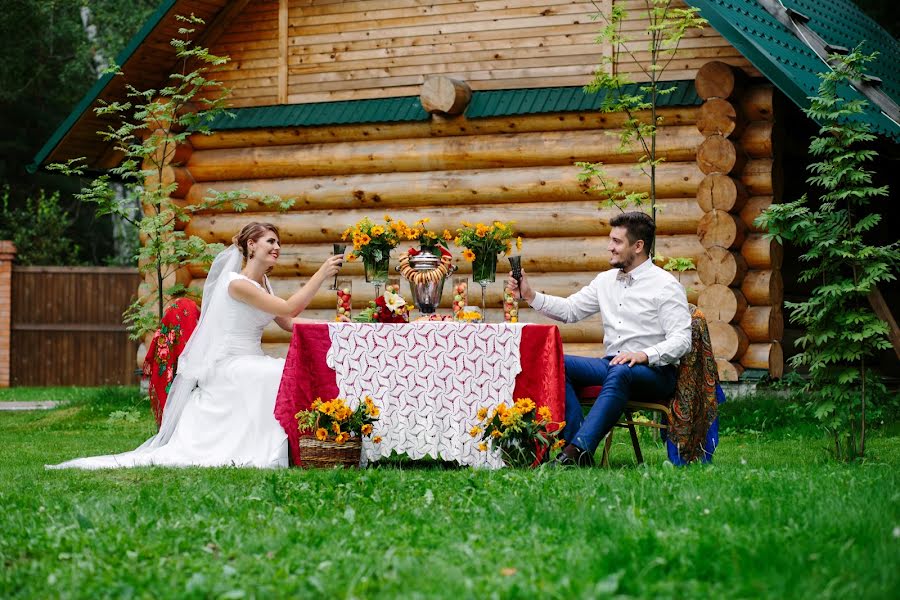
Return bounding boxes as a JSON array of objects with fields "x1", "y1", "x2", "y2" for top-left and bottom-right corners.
[
  {"x1": 273, "y1": 323, "x2": 565, "y2": 466},
  {"x1": 141, "y1": 298, "x2": 201, "y2": 427}
]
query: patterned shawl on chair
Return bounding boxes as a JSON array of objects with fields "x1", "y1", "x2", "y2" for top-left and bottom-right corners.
[{"x1": 666, "y1": 305, "x2": 720, "y2": 463}]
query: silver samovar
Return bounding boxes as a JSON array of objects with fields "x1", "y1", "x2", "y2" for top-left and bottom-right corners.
[{"x1": 400, "y1": 250, "x2": 456, "y2": 313}]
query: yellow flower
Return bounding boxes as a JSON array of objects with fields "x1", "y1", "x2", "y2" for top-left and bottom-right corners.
[
  {"x1": 361, "y1": 424, "x2": 373, "y2": 436},
  {"x1": 469, "y1": 425, "x2": 483, "y2": 437},
  {"x1": 553, "y1": 439, "x2": 566, "y2": 450},
  {"x1": 558, "y1": 421, "x2": 566, "y2": 430},
  {"x1": 371, "y1": 225, "x2": 385, "y2": 236},
  {"x1": 476, "y1": 407, "x2": 489, "y2": 421},
  {"x1": 373, "y1": 436, "x2": 382, "y2": 443},
  {"x1": 341, "y1": 228, "x2": 350, "y2": 241},
  {"x1": 461, "y1": 221, "x2": 473, "y2": 228},
  {"x1": 516, "y1": 236, "x2": 522, "y2": 251},
  {"x1": 332, "y1": 422, "x2": 342, "y2": 435},
  {"x1": 315, "y1": 428, "x2": 328, "y2": 441},
  {"x1": 462, "y1": 249, "x2": 476, "y2": 262},
  {"x1": 311, "y1": 397, "x2": 322, "y2": 410},
  {"x1": 356, "y1": 233, "x2": 371, "y2": 246},
  {"x1": 493, "y1": 221, "x2": 503, "y2": 228},
  {"x1": 384, "y1": 215, "x2": 392, "y2": 222},
  {"x1": 514, "y1": 398, "x2": 535, "y2": 413},
  {"x1": 494, "y1": 402, "x2": 508, "y2": 418},
  {"x1": 442, "y1": 229, "x2": 453, "y2": 241},
  {"x1": 335, "y1": 432, "x2": 349, "y2": 445},
  {"x1": 504, "y1": 242, "x2": 512, "y2": 255},
  {"x1": 346, "y1": 252, "x2": 357, "y2": 262},
  {"x1": 491, "y1": 430, "x2": 502, "y2": 438},
  {"x1": 538, "y1": 406, "x2": 552, "y2": 421},
  {"x1": 477, "y1": 442, "x2": 488, "y2": 452},
  {"x1": 475, "y1": 224, "x2": 489, "y2": 238}
]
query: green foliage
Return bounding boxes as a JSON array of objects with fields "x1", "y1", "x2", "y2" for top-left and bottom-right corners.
[
  {"x1": 580, "y1": 0, "x2": 706, "y2": 220},
  {"x1": 2, "y1": 402, "x2": 899, "y2": 597},
  {"x1": 49, "y1": 15, "x2": 290, "y2": 340},
  {"x1": 0, "y1": 187, "x2": 82, "y2": 265},
  {"x1": 756, "y1": 48, "x2": 899, "y2": 461}
]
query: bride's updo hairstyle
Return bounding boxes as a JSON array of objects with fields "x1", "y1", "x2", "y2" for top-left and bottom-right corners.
[{"x1": 232, "y1": 222, "x2": 280, "y2": 272}]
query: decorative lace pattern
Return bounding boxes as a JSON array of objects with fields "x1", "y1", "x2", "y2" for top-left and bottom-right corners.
[{"x1": 326, "y1": 323, "x2": 524, "y2": 467}]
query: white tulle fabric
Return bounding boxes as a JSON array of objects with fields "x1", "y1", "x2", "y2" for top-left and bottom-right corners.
[
  {"x1": 47, "y1": 246, "x2": 288, "y2": 470},
  {"x1": 327, "y1": 322, "x2": 524, "y2": 468}
]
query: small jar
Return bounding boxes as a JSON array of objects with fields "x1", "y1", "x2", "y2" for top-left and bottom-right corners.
[{"x1": 452, "y1": 276, "x2": 468, "y2": 317}]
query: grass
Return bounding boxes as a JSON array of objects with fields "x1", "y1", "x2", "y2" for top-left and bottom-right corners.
[{"x1": 1, "y1": 388, "x2": 898, "y2": 599}]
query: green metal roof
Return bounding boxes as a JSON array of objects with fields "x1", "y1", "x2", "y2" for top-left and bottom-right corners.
[
  {"x1": 466, "y1": 81, "x2": 700, "y2": 118},
  {"x1": 201, "y1": 82, "x2": 701, "y2": 131},
  {"x1": 688, "y1": 0, "x2": 900, "y2": 141},
  {"x1": 27, "y1": 0, "x2": 180, "y2": 172},
  {"x1": 203, "y1": 96, "x2": 429, "y2": 130}
]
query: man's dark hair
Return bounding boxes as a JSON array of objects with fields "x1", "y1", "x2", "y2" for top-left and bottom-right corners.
[{"x1": 609, "y1": 211, "x2": 654, "y2": 255}]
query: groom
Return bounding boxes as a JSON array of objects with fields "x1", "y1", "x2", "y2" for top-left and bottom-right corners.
[{"x1": 507, "y1": 211, "x2": 692, "y2": 466}]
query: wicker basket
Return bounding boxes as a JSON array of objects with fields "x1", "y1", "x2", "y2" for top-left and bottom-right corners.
[{"x1": 297, "y1": 435, "x2": 362, "y2": 468}]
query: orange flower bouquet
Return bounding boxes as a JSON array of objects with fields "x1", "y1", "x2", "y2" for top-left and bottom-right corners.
[{"x1": 470, "y1": 398, "x2": 564, "y2": 468}]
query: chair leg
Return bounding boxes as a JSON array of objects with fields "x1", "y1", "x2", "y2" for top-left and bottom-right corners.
[
  {"x1": 626, "y1": 412, "x2": 644, "y2": 465},
  {"x1": 600, "y1": 428, "x2": 613, "y2": 467}
]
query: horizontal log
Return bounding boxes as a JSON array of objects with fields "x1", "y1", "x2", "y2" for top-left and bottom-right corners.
[
  {"x1": 260, "y1": 310, "x2": 605, "y2": 343},
  {"x1": 738, "y1": 85, "x2": 775, "y2": 122},
  {"x1": 697, "y1": 173, "x2": 747, "y2": 213},
  {"x1": 741, "y1": 158, "x2": 777, "y2": 196},
  {"x1": 697, "y1": 135, "x2": 747, "y2": 175},
  {"x1": 695, "y1": 60, "x2": 746, "y2": 100},
  {"x1": 697, "y1": 246, "x2": 748, "y2": 286},
  {"x1": 183, "y1": 197, "x2": 704, "y2": 244},
  {"x1": 187, "y1": 107, "x2": 701, "y2": 150},
  {"x1": 740, "y1": 270, "x2": 784, "y2": 306},
  {"x1": 184, "y1": 163, "x2": 706, "y2": 212},
  {"x1": 697, "y1": 209, "x2": 746, "y2": 249},
  {"x1": 708, "y1": 320, "x2": 750, "y2": 361},
  {"x1": 562, "y1": 343, "x2": 606, "y2": 358},
  {"x1": 697, "y1": 98, "x2": 745, "y2": 138},
  {"x1": 741, "y1": 234, "x2": 783, "y2": 269},
  {"x1": 740, "y1": 196, "x2": 774, "y2": 232},
  {"x1": 739, "y1": 341, "x2": 783, "y2": 378},
  {"x1": 738, "y1": 121, "x2": 774, "y2": 159},
  {"x1": 420, "y1": 75, "x2": 471, "y2": 115},
  {"x1": 698, "y1": 284, "x2": 748, "y2": 323},
  {"x1": 739, "y1": 305, "x2": 784, "y2": 342},
  {"x1": 184, "y1": 235, "x2": 706, "y2": 278},
  {"x1": 715, "y1": 359, "x2": 744, "y2": 382},
  {"x1": 190, "y1": 270, "x2": 705, "y2": 311},
  {"x1": 186, "y1": 127, "x2": 705, "y2": 181}
]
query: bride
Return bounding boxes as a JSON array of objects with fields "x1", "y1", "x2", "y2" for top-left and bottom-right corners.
[{"x1": 48, "y1": 222, "x2": 343, "y2": 469}]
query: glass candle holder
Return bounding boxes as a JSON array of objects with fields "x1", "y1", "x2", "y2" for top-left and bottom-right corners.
[
  {"x1": 503, "y1": 289, "x2": 519, "y2": 323},
  {"x1": 335, "y1": 279, "x2": 352, "y2": 322},
  {"x1": 451, "y1": 276, "x2": 468, "y2": 317}
]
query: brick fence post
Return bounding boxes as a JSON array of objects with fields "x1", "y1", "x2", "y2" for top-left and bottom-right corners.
[{"x1": 0, "y1": 241, "x2": 15, "y2": 387}]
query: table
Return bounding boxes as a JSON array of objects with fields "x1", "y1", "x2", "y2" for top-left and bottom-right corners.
[{"x1": 274, "y1": 322, "x2": 565, "y2": 468}]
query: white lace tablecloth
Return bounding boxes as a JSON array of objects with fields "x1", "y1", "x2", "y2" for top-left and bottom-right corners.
[{"x1": 326, "y1": 322, "x2": 523, "y2": 468}]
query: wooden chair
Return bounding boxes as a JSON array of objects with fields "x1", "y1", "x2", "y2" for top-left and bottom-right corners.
[{"x1": 577, "y1": 386, "x2": 672, "y2": 467}]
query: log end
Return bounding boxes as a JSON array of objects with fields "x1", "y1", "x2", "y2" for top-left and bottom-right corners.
[{"x1": 420, "y1": 76, "x2": 472, "y2": 115}]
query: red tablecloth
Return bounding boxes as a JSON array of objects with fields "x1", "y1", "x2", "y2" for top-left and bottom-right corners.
[{"x1": 274, "y1": 323, "x2": 565, "y2": 466}]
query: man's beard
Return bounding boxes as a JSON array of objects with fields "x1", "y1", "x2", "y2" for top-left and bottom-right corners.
[{"x1": 610, "y1": 252, "x2": 634, "y2": 270}]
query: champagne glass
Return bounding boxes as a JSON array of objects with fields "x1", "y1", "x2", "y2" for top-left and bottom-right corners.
[
  {"x1": 508, "y1": 255, "x2": 523, "y2": 300},
  {"x1": 330, "y1": 243, "x2": 347, "y2": 290}
]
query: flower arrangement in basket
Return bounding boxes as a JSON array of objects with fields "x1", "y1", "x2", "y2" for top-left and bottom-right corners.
[
  {"x1": 454, "y1": 221, "x2": 519, "y2": 282},
  {"x1": 295, "y1": 396, "x2": 382, "y2": 468},
  {"x1": 470, "y1": 398, "x2": 565, "y2": 468},
  {"x1": 353, "y1": 285, "x2": 412, "y2": 323}
]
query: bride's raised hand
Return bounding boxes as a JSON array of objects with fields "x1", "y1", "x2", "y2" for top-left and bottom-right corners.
[{"x1": 317, "y1": 254, "x2": 345, "y2": 280}]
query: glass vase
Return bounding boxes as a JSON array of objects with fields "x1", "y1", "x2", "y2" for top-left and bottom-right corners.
[
  {"x1": 471, "y1": 252, "x2": 497, "y2": 319},
  {"x1": 364, "y1": 255, "x2": 390, "y2": 299},
  {"x1": 497, "y1": 437, "x2": 538, "y2": 469}
]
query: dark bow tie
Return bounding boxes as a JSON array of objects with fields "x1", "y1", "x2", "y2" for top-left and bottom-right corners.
[{"x1": 616, "y1": 270, "x2": 633, "y2": 285}]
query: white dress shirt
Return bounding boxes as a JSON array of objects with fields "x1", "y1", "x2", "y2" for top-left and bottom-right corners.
[{"x1": 530, "y1": 259, "x2": 692, "y2": 366}]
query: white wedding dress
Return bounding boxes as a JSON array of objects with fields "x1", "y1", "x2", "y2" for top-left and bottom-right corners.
[{"x1": 48, "y1": 249, "x2": 289, "y2": 470}]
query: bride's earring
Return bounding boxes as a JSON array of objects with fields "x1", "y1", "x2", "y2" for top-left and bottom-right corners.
[{"x1": 248, "y1": 245, "x2": 255, "y2": 259}]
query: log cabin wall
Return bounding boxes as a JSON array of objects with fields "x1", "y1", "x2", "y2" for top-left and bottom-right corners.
[
  {"x1": 143, "y1": 1, "x2": 787, "y2": 379},
  {"x1": 177, "y1": 103, "x2": 707, "y2": 359},
  {"x1": 209, "y1": 0, "x2": 759, "y2": 107},
  {"x1": 693, "y1": 61, "x2": 783, "y2": 380}
]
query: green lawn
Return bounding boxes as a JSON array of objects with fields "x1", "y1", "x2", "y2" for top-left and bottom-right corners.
[{"x1": 1, "y1": 388, "x2": 898, "y2": 599}]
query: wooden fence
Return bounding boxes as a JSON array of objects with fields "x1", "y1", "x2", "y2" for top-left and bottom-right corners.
[{"x1": 10, "y1": 266, "x2": 141, "y2": 386}]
